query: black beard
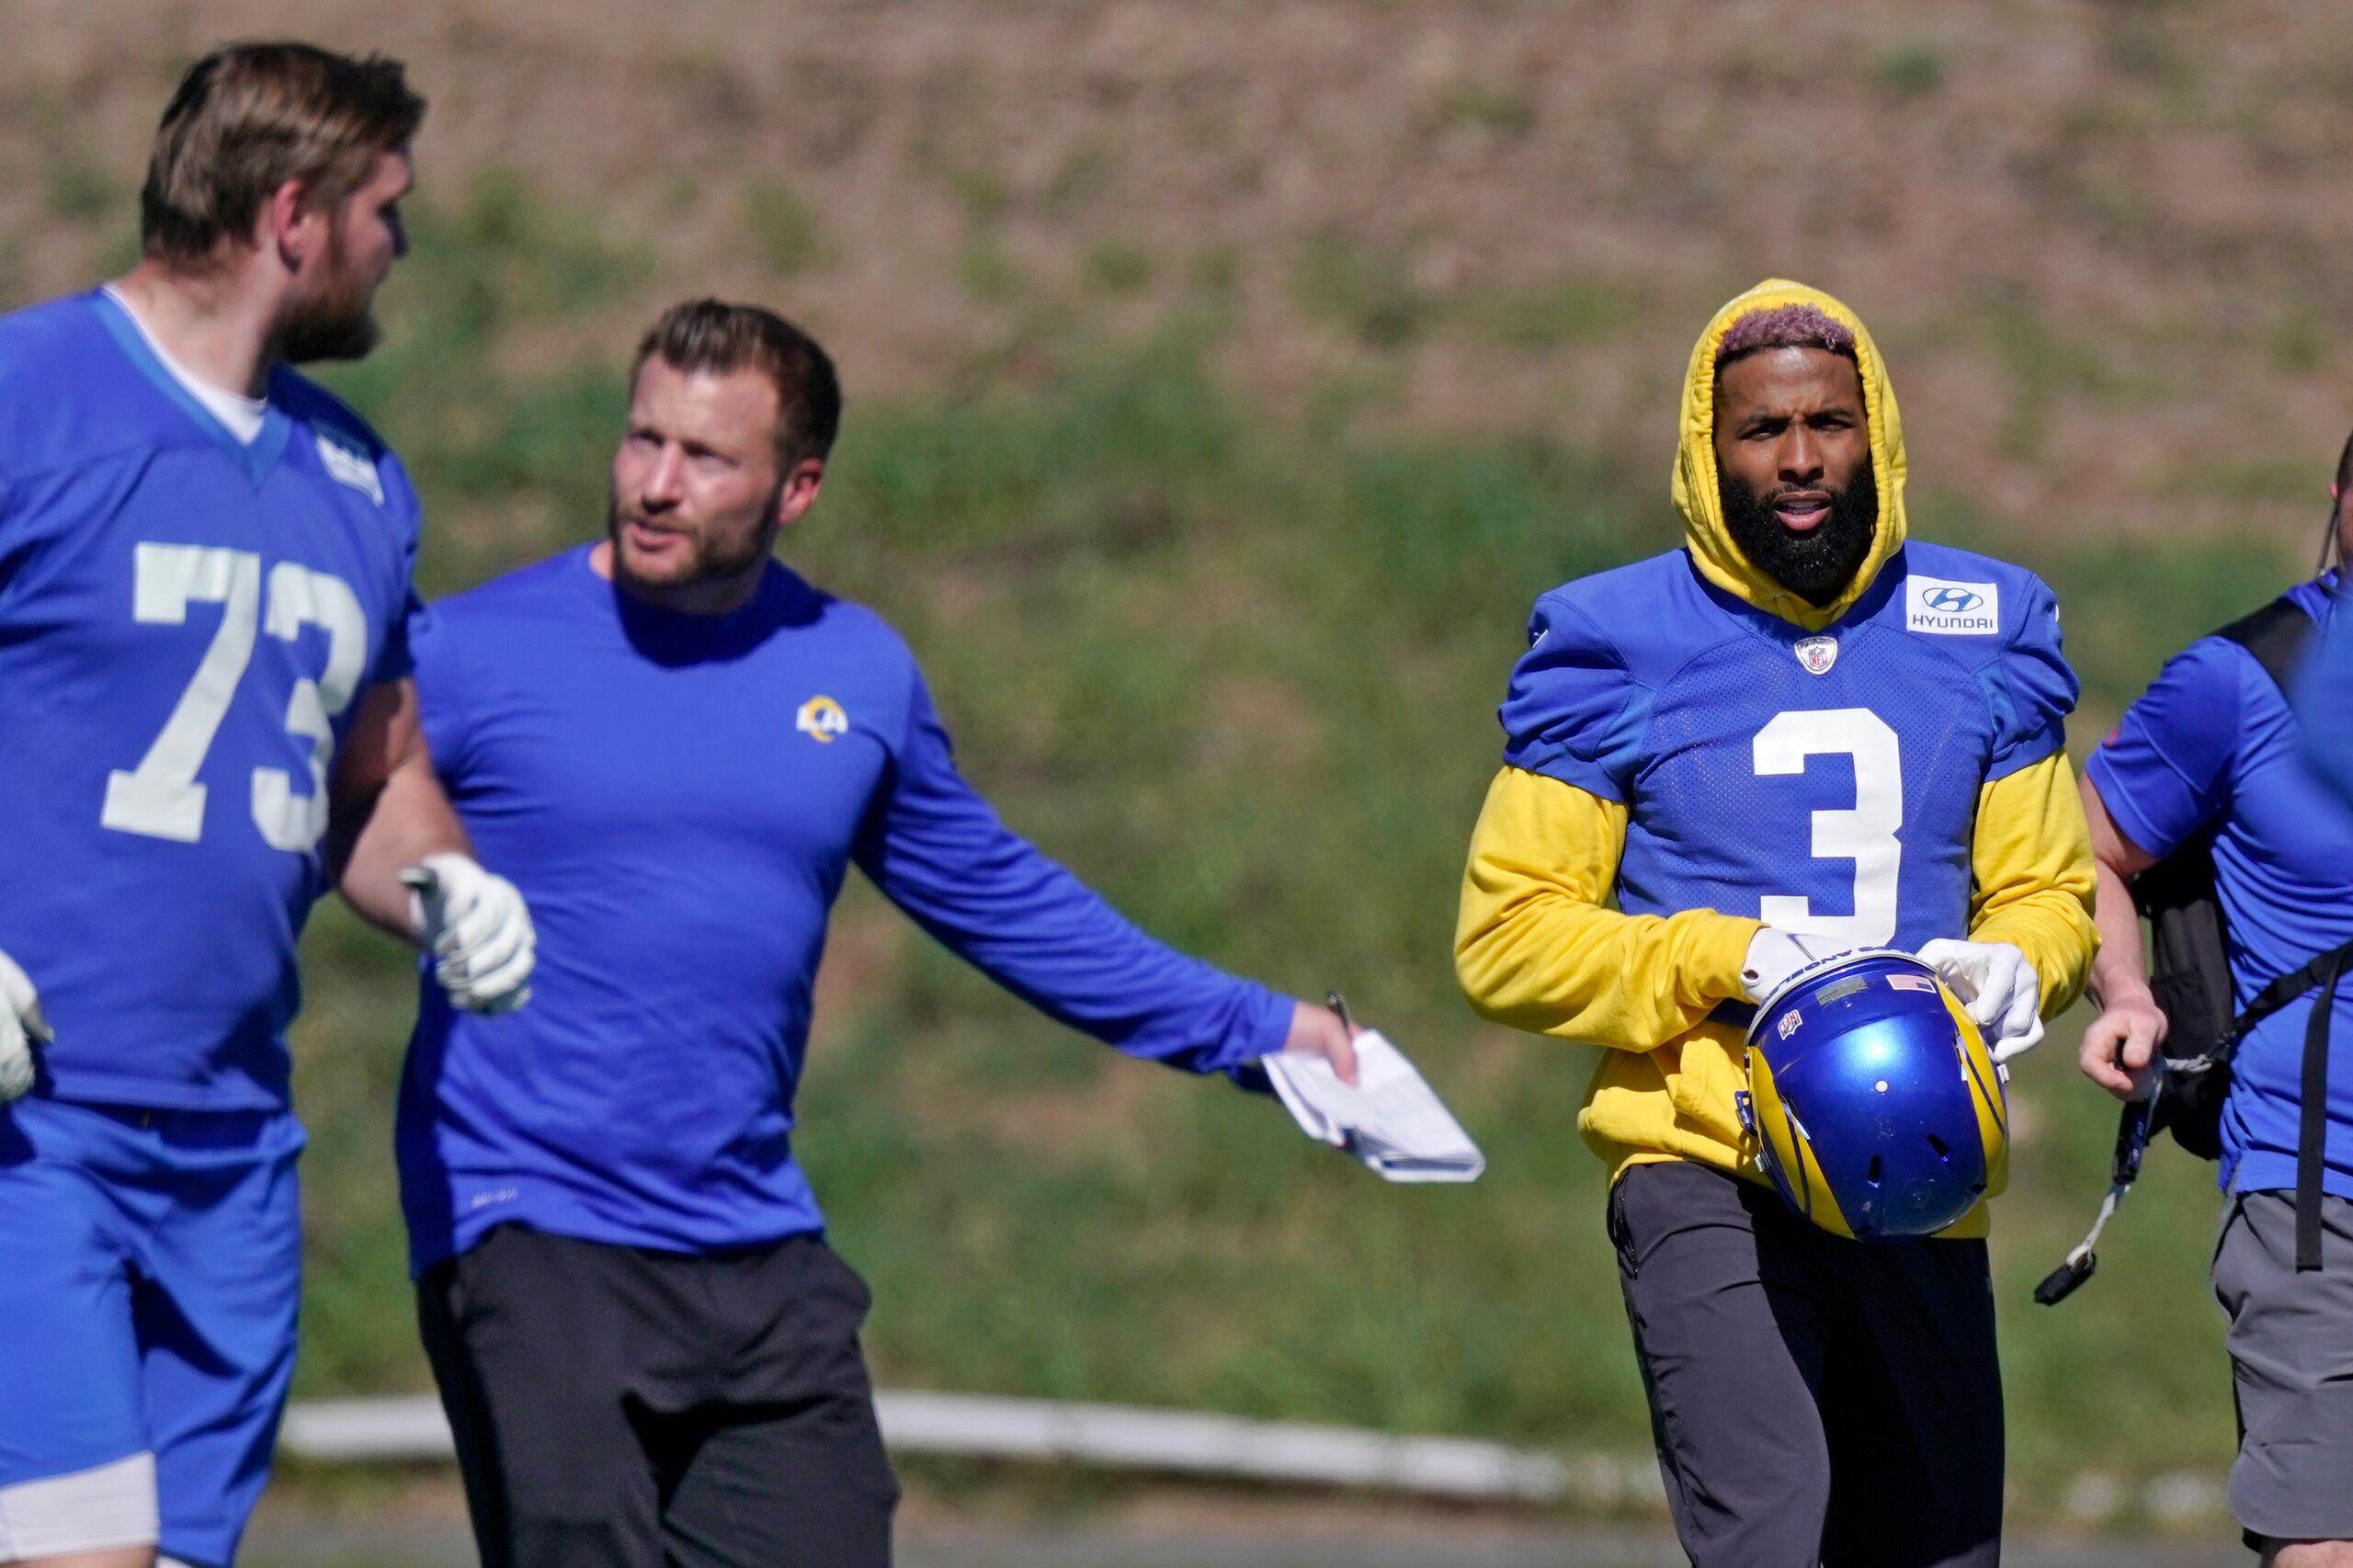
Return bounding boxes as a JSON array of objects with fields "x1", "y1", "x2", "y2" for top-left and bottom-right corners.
[{"x1": 1720, "y1": 462, "x2": 1879, "y2": 607}]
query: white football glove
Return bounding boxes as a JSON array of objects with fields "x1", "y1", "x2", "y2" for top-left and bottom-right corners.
[
  {"x1": 1917, "y1": 937, "x2": 2043, "y2": 1062},
  {"x1": 1741, "y1": 928, "x2": 1840, "y2": 1006},
  {"x1": 404, "y1": 854, "x2": 535, "y2": 1015},
  {"x1": 0, "y1": 949, "x2": 49, "y2": 1104}
]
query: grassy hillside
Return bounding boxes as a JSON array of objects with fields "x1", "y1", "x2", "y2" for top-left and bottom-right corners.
[
  {"x1": 4, "y1": 0, "x2": 2346, "y2": 1522},
  {"x1": 236, "y1": 173, "x2": 2304, "y2": 1517}
]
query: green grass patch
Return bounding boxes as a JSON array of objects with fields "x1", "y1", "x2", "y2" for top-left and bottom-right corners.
[
  {"x1": 1293, "y1": 233, "x2": 1433, "y2": 350},
  {"x1": 745, "y1": 180, "x2": 835, "y2": 277}
]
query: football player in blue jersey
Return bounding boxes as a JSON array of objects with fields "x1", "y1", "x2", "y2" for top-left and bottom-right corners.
[
  {"x1": 0, "y1": 44, "x2": 534, "y2": 1568},
  {"x1": 2079, "y1": 438, "x2": 2352, "y2": 1565},
  {"x1": 1457, "y1": 280, "x2": 2098, "y2": 1567},
  {"x1": 367, "y1": 299, "x2": 1362, "y2": 1568}
]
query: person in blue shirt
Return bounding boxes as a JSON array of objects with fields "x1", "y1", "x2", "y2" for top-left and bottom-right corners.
[
  {"x1": 2301, "y1": 442, "x2": 2353, "y2": 809},
  {"x1": 386, "y1": 298, "x2": 1362, "y2": 1568},
  {"x1": 2078, "y1": 454, "x2": 2353, "y2": 1565},
  {"x1": 0, "y1": 45, "x2": 535, "y2": 1568}
]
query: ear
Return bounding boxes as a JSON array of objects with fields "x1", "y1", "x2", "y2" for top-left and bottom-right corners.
[
  {"x1": 774, "y1": 457, "x2": 825, "y2": 528},
  {"x1": 262, "y1": 179, "x2": 326, "y2": 274}
]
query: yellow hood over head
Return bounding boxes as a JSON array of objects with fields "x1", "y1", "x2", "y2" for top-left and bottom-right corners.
[{"x1": 1671, "y1": 278, "x2": 1907, "y2": 631}]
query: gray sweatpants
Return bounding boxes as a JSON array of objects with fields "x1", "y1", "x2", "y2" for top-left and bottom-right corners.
[{"x1": 1610, "y1": 1160, "x2": 2005, "y2": 1568}]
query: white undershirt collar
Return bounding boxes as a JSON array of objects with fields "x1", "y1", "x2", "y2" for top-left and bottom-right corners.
[{"x1": 101, "y1": 284, "x2": 268, "y2": 446}]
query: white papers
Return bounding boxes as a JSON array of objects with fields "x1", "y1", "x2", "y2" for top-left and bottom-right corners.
[{"x1": 1262, "y1": 1030, "x2": 1484, "y2": 1183}]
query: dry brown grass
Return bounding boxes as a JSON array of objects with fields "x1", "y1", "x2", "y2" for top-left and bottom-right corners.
[{"x1": 7, "y1": 0, "x2": 2352, "y2": 557}]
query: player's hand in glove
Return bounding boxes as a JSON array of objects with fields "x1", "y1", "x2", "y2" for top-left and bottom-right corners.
[
  {"x1": 1917, "y1": 937, "x2": 2042, "y2": 1062},
  {"x1": 0, "y1": 949, "x2": 50, "y2": 1103},
  {"x1": 404, "y1": 853, "x2": 535, "y2": 1015},
  {"x1": 1740, "y1": 928, "x2": 1839, "y2": 1005}
]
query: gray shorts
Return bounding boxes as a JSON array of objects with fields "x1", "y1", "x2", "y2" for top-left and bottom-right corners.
[{"x1": 2213, "y1": 1189, "x2": 2353, "y2": 1543}]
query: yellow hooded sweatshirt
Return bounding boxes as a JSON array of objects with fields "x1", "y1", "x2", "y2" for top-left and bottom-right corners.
[{"x1": 1452, "y1": 280, "x2": 2098, "y2": 1231}]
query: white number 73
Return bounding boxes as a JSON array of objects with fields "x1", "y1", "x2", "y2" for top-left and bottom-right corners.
[{"x1": 100, "y1": 543, "x2": 368, "y2": 853}]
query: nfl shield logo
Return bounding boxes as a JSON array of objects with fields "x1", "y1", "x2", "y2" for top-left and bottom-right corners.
[
  {"x1": 1793, "y1": 635, "x2": 1838, "y2": 676},
  {"x1": 1778, "y1": 1009, "x2": 1802, "y2": 1040}
]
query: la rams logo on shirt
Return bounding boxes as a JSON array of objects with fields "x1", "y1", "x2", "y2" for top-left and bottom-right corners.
[
  {"x1": 1905, "y1": 575, "x2": 2000, "y2": 636},
  {"x1": 795, "y1": 696, "x2": 849, "y2": 743},
  {"x1": 314, "y1": 429, "x2": 384, "y2": 506}
]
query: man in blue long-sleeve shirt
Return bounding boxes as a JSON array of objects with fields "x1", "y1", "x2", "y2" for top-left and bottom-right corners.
[{"x1": 392, "y1": 299, "x2": 1360, "y2": 1568}]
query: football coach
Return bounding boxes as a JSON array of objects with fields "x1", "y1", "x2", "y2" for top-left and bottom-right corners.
[{"x1": 378, "y1": 299, "x2": 1361, "y2": 1568}]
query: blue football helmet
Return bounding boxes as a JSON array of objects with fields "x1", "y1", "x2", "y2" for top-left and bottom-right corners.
[{"x1": 1735, "y1": 948, "x2": 2009, "y2": 1241}]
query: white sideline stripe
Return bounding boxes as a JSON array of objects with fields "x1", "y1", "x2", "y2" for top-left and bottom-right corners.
[
  {"x1": 278, "y1": 1395, "x2": 2233, "y2": 1520},
  {"x1": 278, "y1": 1392, "x2": 1602, "y2": 1503}
]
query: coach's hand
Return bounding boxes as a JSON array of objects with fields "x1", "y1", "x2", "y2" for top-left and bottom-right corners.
[
  {"x1": 404, "y1": 854, "x2": 536, "y2": 1015},
  {"x1": 1280, "y1": 1001, "x2": 1361, "y2": 1085},
  {"x1": 1918, "y1": 938, "x2": 2043, "y2": 1062},
  {"x1": 0, "y1": 949, "x2": 50, "y2": 1103},
  {"x1": 2077, "y1": 989, "x2": 2168, "y2": 1101}
]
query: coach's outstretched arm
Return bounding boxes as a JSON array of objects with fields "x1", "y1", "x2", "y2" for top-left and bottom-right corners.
[
  {"x1": 330, "y1": 675, "x2": 536, "y2": 1014},
  {"x1": 850, "y1": 673, "x2": 1357, "y2": 1082}
]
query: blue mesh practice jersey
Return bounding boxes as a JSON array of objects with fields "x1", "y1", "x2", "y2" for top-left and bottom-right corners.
[
  {"x1": 0, "y1": 292, "x2": 422, "y2": 1110},
  {"x1": 1501, "y1": 541, "x2": 2075, "y2": 951},
  {"x1": 2089, "y1": 574, "x2": 2353, "y2": 1199},
  {"x1": 398, "y1": 548, "x2": 1291, "y2": 1273}
]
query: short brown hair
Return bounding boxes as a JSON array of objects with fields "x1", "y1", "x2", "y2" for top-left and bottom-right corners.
[
  {"x1": 141, "y1": 41, "x2": 425, "y2": 270},
  {"x1": 631, "y1": 300, "x2": 844, "y2": 470}
]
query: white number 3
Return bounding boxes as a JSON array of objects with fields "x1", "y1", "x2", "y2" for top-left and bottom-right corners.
[
  {"x1": 101, "y1": 543, "x2": 368, "y2": 853},
  {"x1": 1752, "y1": 708, "x2": 1903, "y2": 948}
]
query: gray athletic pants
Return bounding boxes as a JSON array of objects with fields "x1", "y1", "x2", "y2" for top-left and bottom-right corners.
[{"x1": 1610, "y1": 1160, "x2": 2005, "y2": 1568}]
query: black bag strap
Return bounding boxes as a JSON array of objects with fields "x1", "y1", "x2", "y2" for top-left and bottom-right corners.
[
  {"x1": 2216, "y1": 594, "x2": 2317, "y2": 691},
  {"x1": 2297, "y1": 953, "x2": 2347, "y2": 1270}
]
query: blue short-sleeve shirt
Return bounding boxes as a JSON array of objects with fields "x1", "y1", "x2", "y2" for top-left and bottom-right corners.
[{"x1": 2087, "y1": 574, "x2": 2353, "y2": 1198}]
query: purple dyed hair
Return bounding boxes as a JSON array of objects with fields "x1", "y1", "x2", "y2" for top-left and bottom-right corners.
[{"x1": 1715, "y1": 303, "x2": 1858, "y2": 369}]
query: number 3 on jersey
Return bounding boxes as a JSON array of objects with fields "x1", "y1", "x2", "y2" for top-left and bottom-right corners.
[
  {"x1": 1752, "y1": 708, "x2": 1903, "y2": 947},
  {"x1": 100, "y1": 542, "x2": 367, "y2": 852}
]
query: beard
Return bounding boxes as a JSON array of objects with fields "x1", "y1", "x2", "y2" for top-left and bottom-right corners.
[
  {"x1": 606, "y1": 482, "x2": 781, "y2": 596},
  {"x1": 278, "y1": 221, "x2": 381, "y2": 364},
  {"x1": 1720, "y1": 461, "x2": 1880, "y2": 607}
]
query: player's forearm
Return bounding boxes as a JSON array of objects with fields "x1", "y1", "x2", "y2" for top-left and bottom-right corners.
[
  {"x1": 333, "y1": 750, "x2": 470, "y2": 939},
  {"x1": 1964, "y1": 752, "x2": 2098, "y2": 1015},
  {"x1": 1454, "y1": 767, "x2": 1756, "y2": 1049},
  {"x1": 1455, "y1": 892, "x2": 1756, "y2": 1048}
]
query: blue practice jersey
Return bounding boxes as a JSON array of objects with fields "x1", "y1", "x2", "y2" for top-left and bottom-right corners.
[
  {"x1": 0, "y1": 292, "x2": 422, "y2": 1110},
  {"x1": 1502, "y1": 541, "x2": 2075, "y2": 952},
  {"x1": 2088, "y1": 574, "x2": 2353, "y2": 1199},
  {"x1": 398, "y1": 548, "x2": 1292, "y2": 1272}
]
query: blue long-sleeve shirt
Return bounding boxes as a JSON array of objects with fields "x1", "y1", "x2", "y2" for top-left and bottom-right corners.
[{"x1": 394, "y1": 547, "x2": 1291, "y2": 1273}]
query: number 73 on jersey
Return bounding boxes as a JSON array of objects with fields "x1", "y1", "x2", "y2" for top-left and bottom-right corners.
[{"x1": 101, "y1": 542, "x2": 368, "y2": 855}]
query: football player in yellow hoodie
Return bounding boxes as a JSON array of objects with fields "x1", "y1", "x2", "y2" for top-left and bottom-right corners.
[{"x1": 1457, "y1": 280, "x2": 2097, "y2": 1567}]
